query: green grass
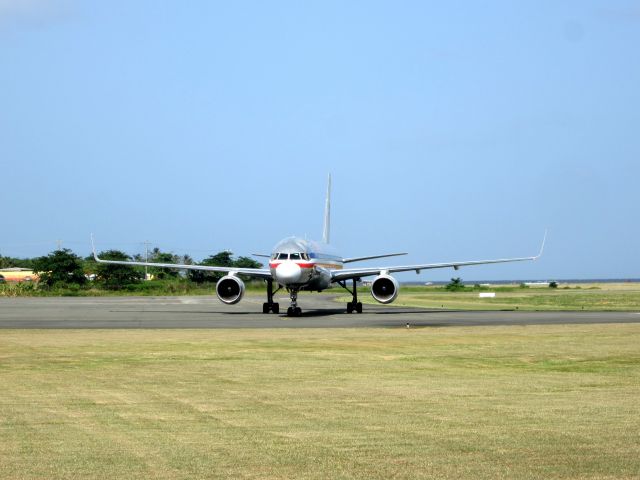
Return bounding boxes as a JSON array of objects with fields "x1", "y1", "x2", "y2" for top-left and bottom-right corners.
[
  {"x1": 6, "y1": 281, "x2": 640, "y2": 312},
  {"x1": 1, "y1": 325, "x2": 640, "y2": 479},
  {"x1": 345, "y1": 283, "x2": 640, "y2": 311},
  {"x1": 0, "y1": 279, "x2": 267, "y2": 297}
]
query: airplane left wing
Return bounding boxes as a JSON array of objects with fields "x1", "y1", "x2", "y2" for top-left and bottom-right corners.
[{"x1": 331, "y1": 232, "x2": 546, "y2": 283}]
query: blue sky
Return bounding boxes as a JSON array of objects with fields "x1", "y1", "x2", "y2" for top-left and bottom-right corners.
[{"x1": 1, "y1": 1, "x2": 638, "y2": 280}]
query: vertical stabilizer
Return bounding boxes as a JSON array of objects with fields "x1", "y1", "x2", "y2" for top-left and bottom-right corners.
[{"x1": 322, "y1": 174, "x2": 331, "y2": 244}]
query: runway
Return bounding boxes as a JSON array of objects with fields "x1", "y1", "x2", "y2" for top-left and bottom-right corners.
[{"x1": 1, "y1": 294, "x2": 639, "y2": 328}]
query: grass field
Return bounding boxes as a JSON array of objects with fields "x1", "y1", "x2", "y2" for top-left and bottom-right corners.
[
  {"x1": 1, "y1": 325, "x2": 640, "y2": 479},
  {"x1": 344, "y1": 282, "x2": 640, "y2": 312},
  {"x1": 4, "y1": 280, "x2": 640, "y2": 313},
  {"x1": 0, "y1": 279, "x2": 267, "y2": 298}
]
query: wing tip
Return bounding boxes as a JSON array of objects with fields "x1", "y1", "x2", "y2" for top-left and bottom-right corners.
[
  {"x1": 90, "y1": 234, "x2": 100, "y2": 262},
  {"x1": 534, "y1": 229, "x2": 548, "y2": 260}
]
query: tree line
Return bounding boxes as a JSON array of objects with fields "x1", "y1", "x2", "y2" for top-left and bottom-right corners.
[{"x1": 0, "y1": 248, "x2": 262, "y2": 290}]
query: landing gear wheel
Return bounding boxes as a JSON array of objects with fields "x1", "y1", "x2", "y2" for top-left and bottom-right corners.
[
  {"x1": 286, "y1": 288, "x2": 301, "y2": 317},
  {"x1": 346, "y1": 302, "x2": 362, "y2": 314},
  {"x1": 263, "y1": 302, "x2": 280, "y2": 314},
  {"x1": 341, "y1": 279, "x2": 363, "y2": 314}
]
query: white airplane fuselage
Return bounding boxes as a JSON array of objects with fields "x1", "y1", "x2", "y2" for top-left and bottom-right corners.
[{"x1": 268, "y1": 236, "x2": 342, "y2": 291}]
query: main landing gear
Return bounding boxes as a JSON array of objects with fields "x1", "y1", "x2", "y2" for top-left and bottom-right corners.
[
  {"x1": 339, "y1": 278, "x2": 363, "y2": 314},
  {"x1": 262, "y1": 279, "x2": 280, "y2": 314}
]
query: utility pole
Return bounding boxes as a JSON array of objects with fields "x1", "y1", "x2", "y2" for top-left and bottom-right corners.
[{"x1": 142, "y1": 240, "x2": 151, "y2": 280}]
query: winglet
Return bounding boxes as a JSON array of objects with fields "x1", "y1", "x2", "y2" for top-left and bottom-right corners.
[
  {"x1": 322, "y1": 174, "x2": 331, "y2": 244},
  {"x1": 534, "y1": 229, "x2": 547, "y2": 260},
  {"x1": 90, "y1": 234, "x2": 101, "y2": 262}
]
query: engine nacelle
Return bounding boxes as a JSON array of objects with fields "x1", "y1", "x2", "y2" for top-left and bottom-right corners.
[
  {"x1": 216, "y1": 275, "x2": 245, "y2": 304},
  {"x1": 370, "y1": 274, "x2": 399, "y2": 304}
]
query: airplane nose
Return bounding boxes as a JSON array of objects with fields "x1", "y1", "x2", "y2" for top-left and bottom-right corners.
[{"x1": 275, "y1": 262, "x2": 302, "y2": 284}]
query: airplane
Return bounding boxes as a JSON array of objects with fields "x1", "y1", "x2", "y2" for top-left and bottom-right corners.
[{"x1": 92, "y1": 175, "x2": 546, "y2": 317}]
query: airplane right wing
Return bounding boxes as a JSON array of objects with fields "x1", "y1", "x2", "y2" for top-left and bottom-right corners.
[{"x1": 91, "y1": 237, "x2": 273, "y2": 280}]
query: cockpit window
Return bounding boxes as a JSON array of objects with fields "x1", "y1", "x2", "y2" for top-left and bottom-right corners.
[
  {"x1": 290, "y1": 253, "x2": 301, "y2": 260},
  {"x1": 271, "y1": 253, "x2": 278, "y2": 260},
  {"x1": 301, "y1": 253, "x2": 309, "y2": 261},
  {"x1": 277, "y1": 253, "x2": 289, "y2": 260}
]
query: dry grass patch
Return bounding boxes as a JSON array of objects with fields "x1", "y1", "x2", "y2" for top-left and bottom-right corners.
[
  {"x1": 1, "y1": 325, "x2": 639, "y2": 479},
  {"x1": 350, "y1": 282, "x2": 640, "y2": 311}
]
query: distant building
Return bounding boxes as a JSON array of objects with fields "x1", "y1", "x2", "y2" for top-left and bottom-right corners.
[
  {"x1": 524, "y1": 282, "x2": 550, "y2": 287},
  {"x1": 0, "y1": 268, "x2": 39, "y2": 282}
]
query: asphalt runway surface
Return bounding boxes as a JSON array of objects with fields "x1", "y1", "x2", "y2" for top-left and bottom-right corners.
[{"x1": 1, "y1": 294, "x2": 639, "y2": 329}]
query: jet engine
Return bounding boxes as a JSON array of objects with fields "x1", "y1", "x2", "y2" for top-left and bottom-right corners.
[
  {"x1": 370, "y1": 274, "x2": 399, "y2": 304},
  {"x1": 216, "y1": 275, "x2": 245, "y2": 304}
]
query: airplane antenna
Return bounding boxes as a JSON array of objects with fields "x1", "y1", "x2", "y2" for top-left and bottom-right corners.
[{"x1": 322, "y1": 174, "x2": 331, "y2": 244}]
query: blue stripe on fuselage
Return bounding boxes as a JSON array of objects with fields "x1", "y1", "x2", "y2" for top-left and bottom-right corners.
[{"x1": 308, "y1": 252, "x2": 342, "y2": 262}]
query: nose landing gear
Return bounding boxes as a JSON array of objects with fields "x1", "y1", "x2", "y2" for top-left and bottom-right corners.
[
  {"x1": 286, "y1": 288, "x2": 302, "y2": 317},
  {"x1": 263, "y1": 280, "x2": 302, "y2": 316}
]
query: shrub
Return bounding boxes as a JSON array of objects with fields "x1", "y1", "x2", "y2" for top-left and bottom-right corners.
[
  {"x1": 445, "y1": 277, "x2": 465, "y2": 292},
  {"x1": 32, "y1": 249, "x2": 87, "y2": 288}
]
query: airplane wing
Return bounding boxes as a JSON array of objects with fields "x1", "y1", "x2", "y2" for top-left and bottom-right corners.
[
  {"x1": 91, "y1": 237, "x2": 272, "y2": 280},
  {"x1": 331, "y1": 232, "x2": 546, "y2": 283}
]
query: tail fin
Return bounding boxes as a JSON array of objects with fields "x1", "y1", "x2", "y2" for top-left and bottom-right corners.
[{"x1": 322, "y1": 174, "x2": 331, "y2": 244}]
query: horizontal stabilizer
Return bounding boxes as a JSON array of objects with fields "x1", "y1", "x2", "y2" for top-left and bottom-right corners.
[{"x1": 342, "y1": 252, "x2": 408, "y2": 263}]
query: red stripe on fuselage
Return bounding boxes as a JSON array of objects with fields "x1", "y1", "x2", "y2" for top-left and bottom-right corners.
[{"x1": 269, "y1": 262, "x2": 316, "y2": 269}]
